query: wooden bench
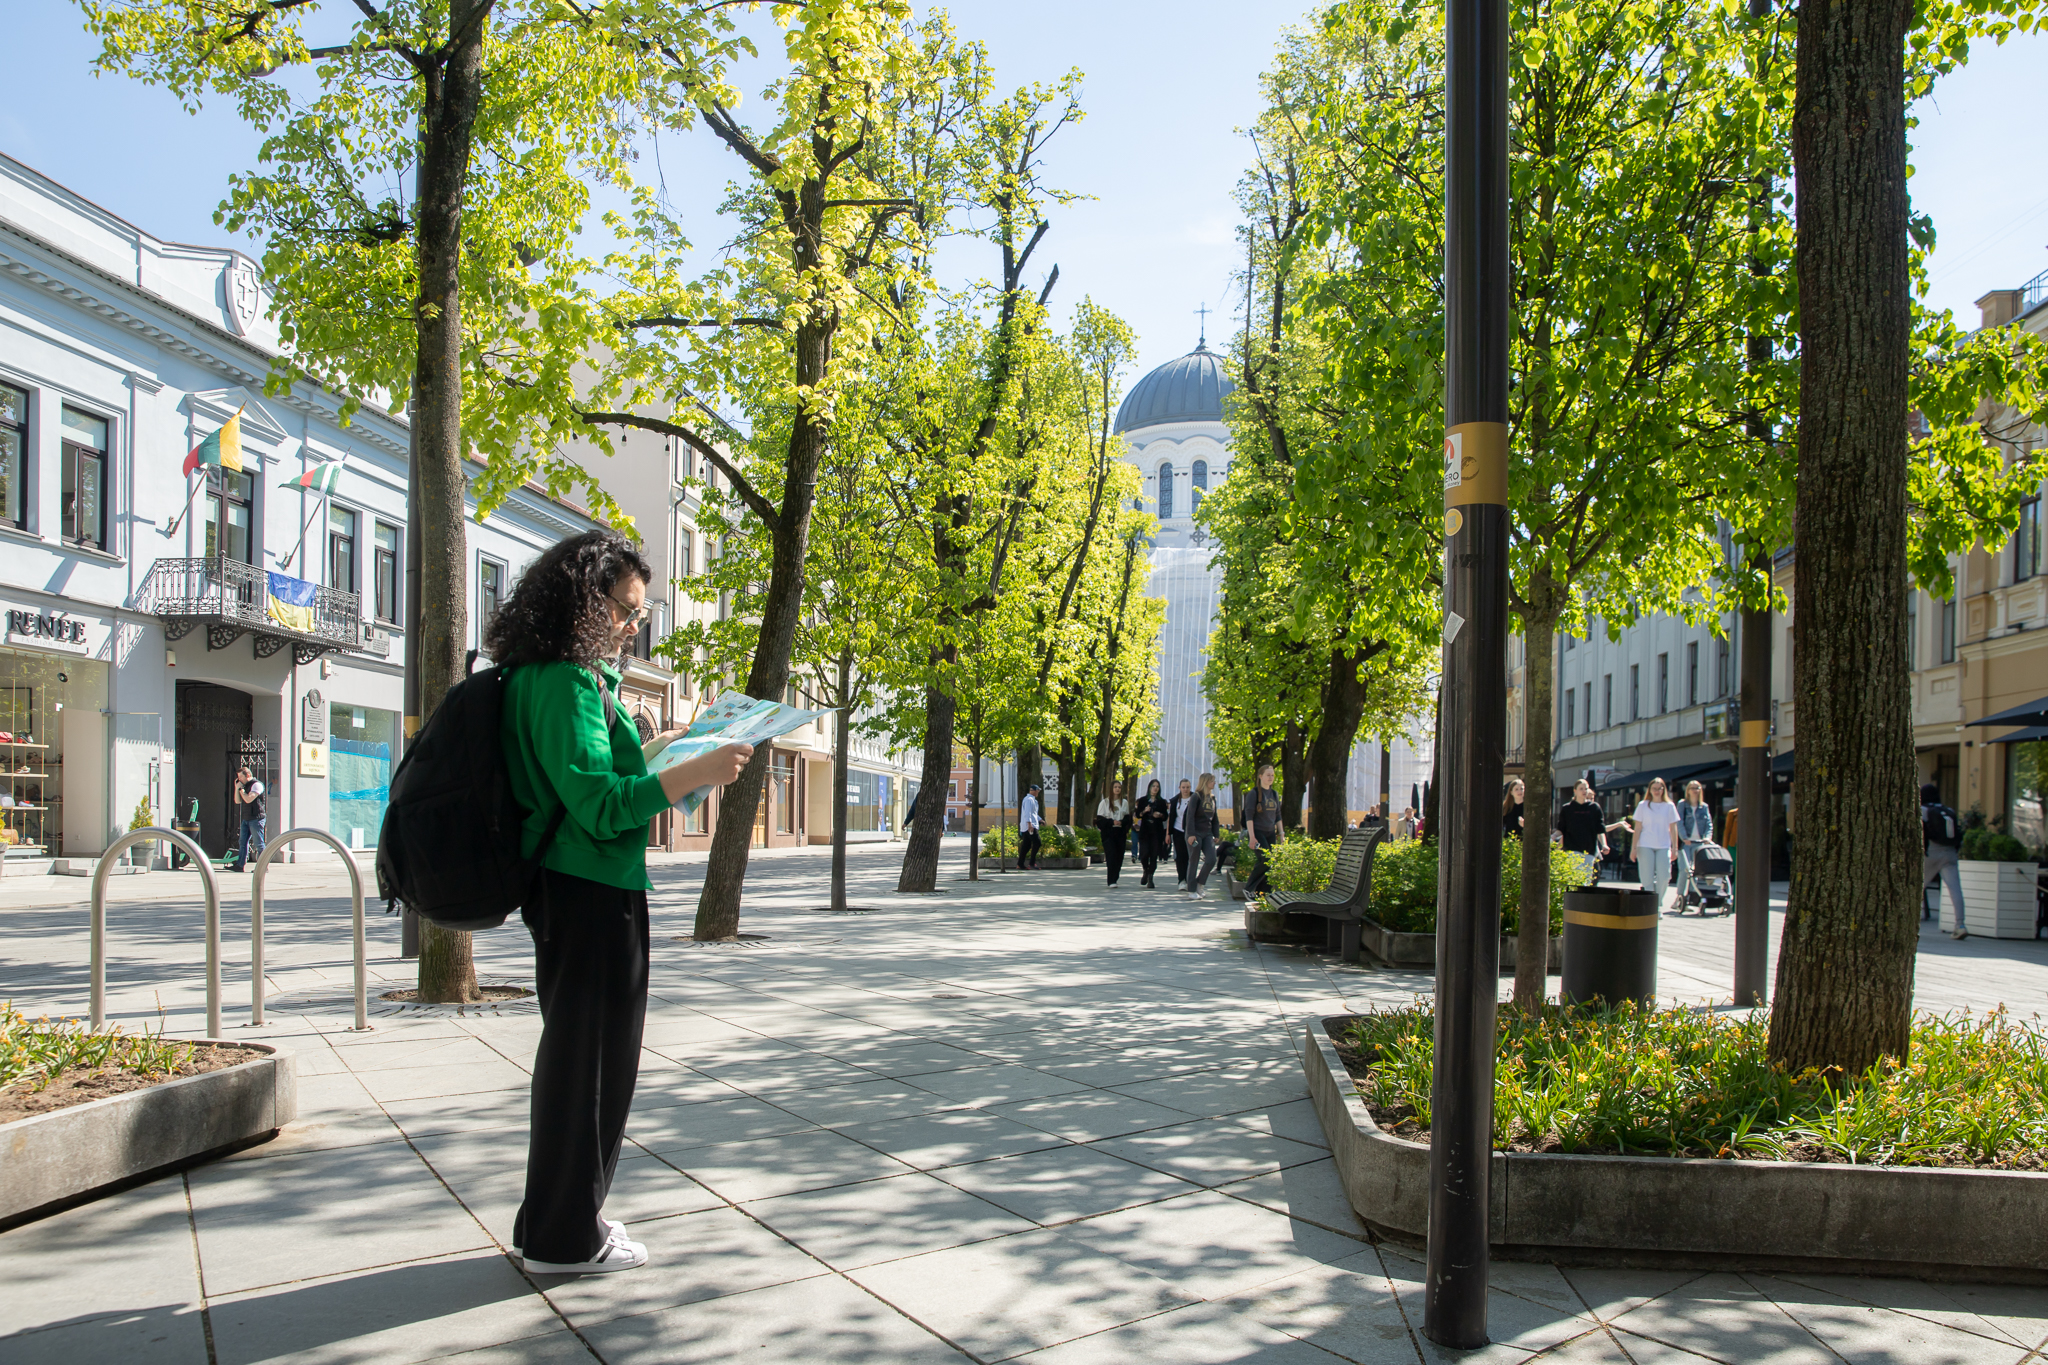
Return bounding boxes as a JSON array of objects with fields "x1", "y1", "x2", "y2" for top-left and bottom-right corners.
[{"x1": 1264, "y1": 826, "x2": 1384, "y2": 963}]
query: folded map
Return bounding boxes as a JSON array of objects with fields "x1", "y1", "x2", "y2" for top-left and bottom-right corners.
[{"x1": 648, "y1": 692, "x2": 832, "y2": 815}]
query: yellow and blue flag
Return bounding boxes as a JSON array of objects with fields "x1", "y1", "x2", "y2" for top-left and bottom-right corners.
[{"x1": 266, "y1": 572, "x2": 317, "y2": 632}]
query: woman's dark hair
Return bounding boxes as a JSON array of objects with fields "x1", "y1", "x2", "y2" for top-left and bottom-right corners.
[
  {"x1": 1146, "y1": 779, "x2": 1162, "y2": 797},
  {"x1": 483, "y1": 529, "x2": 652, "y2": 667}
]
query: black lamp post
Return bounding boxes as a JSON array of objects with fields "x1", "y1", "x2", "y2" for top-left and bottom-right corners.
[{"x1": 1426, "y1": 0, "x2": 1510, "y2": 1347}]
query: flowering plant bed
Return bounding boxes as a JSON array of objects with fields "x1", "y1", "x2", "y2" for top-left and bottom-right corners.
[
  {"x1": 2, "y1": 1007, "x2": 294, "y2": 1228},
  {"x1": 1330, "y1": 1003, "x2": 2048, "y2": 1169},
  {"x1": 1301, "y1": 1014, "x2": 2048, "y2": 1280}
]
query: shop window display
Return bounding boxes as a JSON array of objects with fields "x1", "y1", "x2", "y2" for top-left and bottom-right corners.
[
  {"x1": 329, "y1": 703, "x2": 396, "y2": 849},
  {"x1": 0, "y1": 649, "x2": 109, "y2": 859}
]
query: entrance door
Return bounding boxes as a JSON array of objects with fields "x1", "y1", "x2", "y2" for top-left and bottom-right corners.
[{"x1": 175, "y1": 682, "x2": 251, "y2": 857}]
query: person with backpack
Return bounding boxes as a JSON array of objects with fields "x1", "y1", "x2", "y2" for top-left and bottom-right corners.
[
  {"x1": 489, "y1": 530, "x2": 751, "y2": 1275},
  {"x1": 1921, "y1": 781, "x2": 1967, "y2": 940}
]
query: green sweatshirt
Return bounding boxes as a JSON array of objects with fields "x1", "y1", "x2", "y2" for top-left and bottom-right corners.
[{"x1": 502, "y1": 660, "x2": 671, "y2": 891}]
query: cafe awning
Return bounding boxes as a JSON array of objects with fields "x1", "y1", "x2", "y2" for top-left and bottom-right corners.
[{"x1": 1966, "y1": 695, "x2": 2048, "y2": 728}]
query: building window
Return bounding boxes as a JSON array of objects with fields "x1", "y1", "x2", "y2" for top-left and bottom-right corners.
[
  {"x1": 1716, "y1": 636, "x2": 1731, "y2": 698},
  {"x1": 328, "y1": 703, "x2": 397, "y2": 851},
  {"x1": 1656, "y1": 653, "x2": 1670, "y2": 713},
  {"x1": 1907, "y1": 590, "x2": 1917, "y2": 670},
  {"x1": 1603, "y1": 674, "x2": 1612, "y2": 728},
  {"x1": 1630, "y1": 664, "x2": 1640, "y2": 721},
  {"x1": 1940, "y1": 593, "x2": 1957, "y2": 664},
  {"x1": 1686, "y1": 641, "x2": 1699, "y2": 707},
  {"x1": 773, "y1": 751, "x2": 796, "y2": 834},
  {"x1": 478, "y1": 556, "x2": 504, "y2": 639},
  {"x1": 204, "y1": 466, "x2": 254, "y2": 563},
  {"x1": 327, "y1": 504, "x2": 357, "y2": 593},
  {"x1": 1564, "y1": 688, "x2": 1575, "y2": 737},
  {"x1": 0, "y1": 383, "x2": 24, "y2": 530},
  {"x1": 1563, "y1": 631, "x2": 1574, "y2": 652},
  {"x1": 61, "y1": 408, "x2": 109, "y2": 550},
  {"x1": 678, "y1": 527, "x2": 694, "y2": 579},
  {"x1": 1158, "y1": 465, "x2": 1174, "y2": 520},
  {"x1": 2020, "y1": 497, "x2": 2043, "y2": 582},
  {"x1": 372, "y1": 521, "x2": 399, "y2": 623},
  {"x1": 1584, "y1": 682, "x2": 1592, "y2": 732},
  {"x1": 1191, "y1": 459, "x2": 1207, "y2": 515}
]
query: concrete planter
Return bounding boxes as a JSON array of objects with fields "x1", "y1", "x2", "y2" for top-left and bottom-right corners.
[
  {"x1": 1957, "y1": 860, "x2": 2041, "y2": 939},
  {"x1": 1, "y1": 1042, "x2": 295, "y2": 1230},
  {"x1": 1354, "y1": 916, "x2": 1562, "y2": 970},
  {"x1": 1303, "y1": 1019, "x2": 2048, "y2": 1280}
]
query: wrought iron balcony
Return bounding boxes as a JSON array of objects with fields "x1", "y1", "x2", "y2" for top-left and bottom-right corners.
[{"x1": 138, "y1": 556, "x2": 391, "y2": 665}]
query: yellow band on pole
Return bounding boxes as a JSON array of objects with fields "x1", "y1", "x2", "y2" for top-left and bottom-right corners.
[
  {"x1": 1563, "y1": 909, "x2": 1661, "y2": 931},
  {"x1": 1740, "y1": 720, "x2": 1768, "y2": 748},
  {"x1": 1444, "y1": 422, "x2": 1509, "y2": 508}
]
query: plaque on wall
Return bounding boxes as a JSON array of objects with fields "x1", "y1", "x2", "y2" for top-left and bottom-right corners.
[
  {"x1": 299, "y1": 743, "x2": 329, "y2": 778},
  {"x1": 303, "y1": 689, "x2": 328, "y2": 744}
]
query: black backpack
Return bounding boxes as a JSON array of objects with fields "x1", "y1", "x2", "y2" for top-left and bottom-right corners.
[
  {"x1": 374, "y1": 666, "x2": 602, "y2": 932},
  {"x1": 1923, "y1": 802, "x2": 1961, "y2": 851}
]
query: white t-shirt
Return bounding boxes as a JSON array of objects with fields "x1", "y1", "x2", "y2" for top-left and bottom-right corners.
[
  {"x1": 1632, "y1": 799, "x2": 1680, "y2": 849},
  {"x1": 1097, "y1": 797, "x2": 1132, "y2": 823}
]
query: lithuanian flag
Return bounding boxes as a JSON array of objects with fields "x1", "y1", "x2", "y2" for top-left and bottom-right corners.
[
  {"x1": 183, "y1": 407, "x2": 245, "y2": 477},
  {"x1": 282, "y1": 459, "x2": 344, "y2": 495}
]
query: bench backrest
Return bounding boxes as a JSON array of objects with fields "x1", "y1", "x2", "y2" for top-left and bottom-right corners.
[{"x1": 1328, "y1": 826, "x2": 1383, "y2": 904}]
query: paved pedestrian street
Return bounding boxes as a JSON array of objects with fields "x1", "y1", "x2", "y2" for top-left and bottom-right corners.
[{"x1": 3, "y1": 843, "x2": 2046, "y2": 1364}]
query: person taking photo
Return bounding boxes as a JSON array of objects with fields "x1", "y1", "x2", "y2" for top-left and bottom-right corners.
[{"x1": 492, "y1": 530, "x2": 752, "y2": 1276}]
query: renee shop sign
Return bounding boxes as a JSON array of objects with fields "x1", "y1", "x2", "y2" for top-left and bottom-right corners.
[{"x1": 6, "y1": 609, "x2": 89, "y2": 651}]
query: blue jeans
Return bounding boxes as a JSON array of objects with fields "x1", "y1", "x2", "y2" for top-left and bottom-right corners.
[
  {"x1": 1637, "y1": 846, "x2": 1674, "y2": 905},
  {"x1": 237, "y1": 817, "x2": 267, "y2": 870}
]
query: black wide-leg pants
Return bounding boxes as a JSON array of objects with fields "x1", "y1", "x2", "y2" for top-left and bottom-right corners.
[
  {"x1": 514, "y1": 868, "x2": 649, "y2": 1264},
  {"x1": 1171, "y1": 830, "x2": 1189, "y2": 885},
  {"x1": 1137, "y1": 830, "x2": 1165, "y2": 885}
]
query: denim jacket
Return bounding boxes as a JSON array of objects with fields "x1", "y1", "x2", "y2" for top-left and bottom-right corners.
[{"x1": 1677, "y1": 800, "x2": 1714, "y2": 844}]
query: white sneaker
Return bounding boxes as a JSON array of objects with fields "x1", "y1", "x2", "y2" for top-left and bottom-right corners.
[
  {"x1": 522, "y1": 1226, "x2": 647, "y2": 1275},
  {"x1": 515, "y1": 1217, "x2": 624, "y2": 1256},
  {"x1": 1174, "y1": 882, "x2": 1186, "y2": 891}
]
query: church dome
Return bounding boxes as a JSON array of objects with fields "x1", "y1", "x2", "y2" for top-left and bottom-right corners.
[{"x1": 1114, "y1": 343, "x2": 1236, "y2": 434}]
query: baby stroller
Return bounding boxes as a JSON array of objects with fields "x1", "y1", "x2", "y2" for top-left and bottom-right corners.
[{"x1": 1682, "y1": 841, "x2": 1734, "y2": 915}]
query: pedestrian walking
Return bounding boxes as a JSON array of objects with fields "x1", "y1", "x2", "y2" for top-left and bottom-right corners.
[
  {"x1": 1134, "y1": 779, "x2": 1172, "y2": 887},
  {"x1": 1630, "y1": 777, "x2": 1682, "y2": 908},
  {"x1": 1502, "y1": 779, "x2": 1526, "y2": 840},
  {"x1": 1242, "y1": 763, "x2": 1282, "y2": 895},
  {"x1": 1185, "y1": 772, "x2": 1221, "y2": 899},
  {"x1": 1096, "y1": 781, "x2": 1134, "y2": 885},
  {"x1": 1169, "y1": 778, "x2": 1194, "y2": 889},
  {"x1": 492, "y1": 529, "x2": 752, "y2": 1276},
  {"x1": 229, "y1": 765, "x2": 267, "y2": 871},
  {"x1": 1921, "y1": 781, "x2": 1967, "y2": 940},
  {"x1": 1018, "y1": 783, "x2": 1043, "y2": 870},
  {"x1": 1675, "y1": 779, "x2": 1714, "y2": 905},
  {"x1": 1555, "y1": 778, "x2": 1611, "y2": 887}
]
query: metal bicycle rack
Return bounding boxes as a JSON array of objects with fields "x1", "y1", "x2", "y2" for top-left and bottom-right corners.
[
  {"x1": 250, "y1": 828, "x2": 371, "y2": 1032},
  {"x1": 91, "y1": 826, "x2": 220, "y2": 1037}
]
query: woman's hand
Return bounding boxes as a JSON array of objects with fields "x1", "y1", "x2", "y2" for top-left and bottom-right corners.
[
  {"x1": 656, "y1": 742, "x2": 755, "y2": 806},
  {"x1": 641, "y1": 727, "x2": 687, "y2": 763}
]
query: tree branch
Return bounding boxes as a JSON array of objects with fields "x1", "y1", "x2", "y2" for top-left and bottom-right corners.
[{"x1": 577, "y1": 411, "x2": 779, "y2": 525}]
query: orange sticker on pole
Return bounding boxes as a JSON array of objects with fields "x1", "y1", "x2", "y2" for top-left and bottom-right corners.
[{"x1": 1444, "y1": 421, "x2": 1508, "y2": 508}]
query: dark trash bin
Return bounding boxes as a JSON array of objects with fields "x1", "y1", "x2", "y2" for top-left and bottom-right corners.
[{"x1": 1562, "y1": 886, "x2": 1659, "y2": 1006}]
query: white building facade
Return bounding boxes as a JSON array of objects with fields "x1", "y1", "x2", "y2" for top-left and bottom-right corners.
[
  {"x1": 0, "y1": 153, "x2": 601, "y2": 868},
  {"x1": 1118, "y1": 343, "x2": 1426, "y2": 816}
]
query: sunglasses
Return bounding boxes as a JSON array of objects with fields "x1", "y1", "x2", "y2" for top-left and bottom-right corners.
[{"x1": 609, "y1": 597, "x2": 652, "y2": 627}]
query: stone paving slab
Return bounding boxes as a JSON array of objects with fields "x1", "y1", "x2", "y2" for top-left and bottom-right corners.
[{"x1": 6, "y1": 843, "x2": 2048, "y2": 1363}]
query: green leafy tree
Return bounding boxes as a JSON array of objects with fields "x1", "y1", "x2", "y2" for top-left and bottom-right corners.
[{"x1": 82, "y1": 0, "x2": 738, "y2": 999}]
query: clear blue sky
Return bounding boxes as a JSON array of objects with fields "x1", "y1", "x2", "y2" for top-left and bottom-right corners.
[{"x1": 3, "y1": 3, "x2": 2042, "y2": 389}]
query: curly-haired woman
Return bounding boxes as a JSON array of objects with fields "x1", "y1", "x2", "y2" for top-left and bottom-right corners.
[{"x1": 490, "y1": 530, "x2": 751, "y2": 1276}]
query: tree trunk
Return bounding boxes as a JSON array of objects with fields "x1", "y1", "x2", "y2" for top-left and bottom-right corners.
[
  {"x1": 1514, "y1": 572, "x2": 1562, "y2": 1013},
  {"x1": 1308, "y1": 645, "x2": 1372, "y2": 840},
  {"x1": 1768, "y1": 0, "x2": 1918, "y2": 1075},
  {"x1": 897, "y1": 661, "x2": 957, "y2": 892},
  {"x1": 831, "y1": 648, "x2": 853, "y2": 913},
  {"x1": 1057, "y1": 740, "x2": 1076, "y2": 826},
  {"x1": 411, "y1": 0, "x2": 489, "y2": 1004},
  {"x1": 692, "y1": 316, "x2": 830, "y2": 939},
  {"x1": 968, "y1": 738, "x2": 983, "y2": 881},
  {"x1": 1281, "y1": 720, "x2": 1308, "y2": 833}
]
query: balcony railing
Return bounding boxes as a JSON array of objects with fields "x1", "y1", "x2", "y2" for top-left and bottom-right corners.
[
  {"x1": 138, "y1": 556, "x2": 390, "y2": 664},
  {"x1": 2024, "y1": 267, "x2": 2048, "y2": 316}
]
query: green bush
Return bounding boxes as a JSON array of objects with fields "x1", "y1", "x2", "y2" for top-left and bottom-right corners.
[
  {"x1": 1961, "y1": 826, "x2": 2031, "y2": 862},
  {"x1": 1046, "y1": 829, "x2": 1084, "y2": 858},
  {"x1": 1077, "y1": 824, "x2": 1103, "y2": 852},
  {"x1": 1339, "y1": 1003, "x2": 2048, "y2": 1165},
  {"x1": 981, "y1": 824, "x2": 1019, "y2": 858},
  {"x1": 1265, "y1": 833, "x2": 1341, "y2": 894},
  {"x1": 1364, "y1": 838, "x2": 1581, "y2": 935}
]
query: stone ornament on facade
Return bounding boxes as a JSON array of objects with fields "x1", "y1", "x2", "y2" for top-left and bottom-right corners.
[{"x1": 225, "y1": 255, "x2": 262, "y2": 336}]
